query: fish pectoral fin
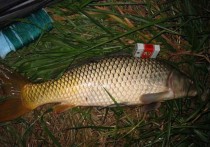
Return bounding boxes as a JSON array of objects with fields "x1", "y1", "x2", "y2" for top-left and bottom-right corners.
[
  {"x1": 53, "y1": 103, "x2": 75, "y2": 114},
  {"x1": 140, "y1": 90, "x2": 173, "y2": 104},
  {"x1": 141, "y1": 102, "x2": 161, "y2": 112}
]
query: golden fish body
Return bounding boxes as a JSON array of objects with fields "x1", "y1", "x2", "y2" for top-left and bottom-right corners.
[{"x1": 21, "y1": 56, "x2": 197, "y2": 110}]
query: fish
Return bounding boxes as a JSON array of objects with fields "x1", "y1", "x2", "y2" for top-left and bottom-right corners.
[{"x1": 0, "y1": 56, "x2": 197, "y2": 122}]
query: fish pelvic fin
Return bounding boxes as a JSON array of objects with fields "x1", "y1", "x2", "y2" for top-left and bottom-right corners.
[
  {"x1": 0, "y1": 63, "x2": 31, "y2": 122},
  {"x1": 53, "y1": 103, "x2": 75, "y2": 114}
]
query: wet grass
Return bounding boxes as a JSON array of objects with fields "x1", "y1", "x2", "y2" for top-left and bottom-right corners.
[{"x1": 0, "y1": 0, "x2": 210, "y2": 146}]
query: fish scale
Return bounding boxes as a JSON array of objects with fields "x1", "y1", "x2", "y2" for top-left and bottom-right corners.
[{"x1": 21, "y1": 57, "x2": 173, "y2": 109}]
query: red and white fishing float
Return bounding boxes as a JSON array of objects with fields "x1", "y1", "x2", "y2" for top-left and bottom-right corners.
[{"x1": 134, "y1": 43, "x2": 160, "y2": 58}]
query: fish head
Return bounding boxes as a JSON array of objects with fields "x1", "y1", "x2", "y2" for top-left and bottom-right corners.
[{"x1": 169, "y1": 71, "x2": 197, "y2": 98}]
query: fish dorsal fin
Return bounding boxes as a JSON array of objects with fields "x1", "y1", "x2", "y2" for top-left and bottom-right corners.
[{"x1": 53, "y1": 103, "x2": 75, "y2": 114}]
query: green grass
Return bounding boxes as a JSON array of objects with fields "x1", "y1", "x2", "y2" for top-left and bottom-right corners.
[{"x1": 0, "y1": 0, "x2": 209, "y2": 146}]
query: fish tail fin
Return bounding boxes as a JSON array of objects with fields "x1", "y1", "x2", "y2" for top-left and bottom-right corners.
[
  {"x1": 0, "y1": 63, "x2": 31, "y2": 122},
  {"x1": 0, "y1": 98, "x2": 31, "y2": 122}
]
